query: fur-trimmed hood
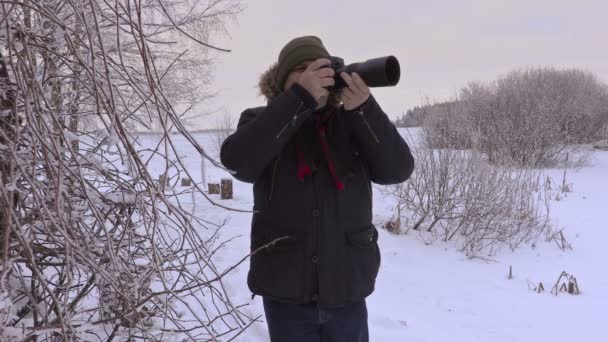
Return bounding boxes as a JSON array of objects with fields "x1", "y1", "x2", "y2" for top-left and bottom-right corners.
[
  {"x1": 258, "y1": 63, "x2": 282, "y2": 102},
  {"x1": 258, "y1": 63, "x2": 342, "y2": 108}
]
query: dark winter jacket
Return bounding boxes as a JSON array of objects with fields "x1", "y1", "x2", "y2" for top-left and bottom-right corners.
[{"x1": 220, "y1": 63, "x2": 414, "y2": 308}]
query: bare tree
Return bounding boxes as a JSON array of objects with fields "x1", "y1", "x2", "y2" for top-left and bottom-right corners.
[{"x1": 0, "y1": 1, "x2": 259, "y2": 341}]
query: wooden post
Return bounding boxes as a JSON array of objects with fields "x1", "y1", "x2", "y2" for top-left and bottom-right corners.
[
  {"x1": 221, "y1": 178, "x2": 233, "y2": 200},
  {"x1": 208, "y1": 183, "x2": 220, "y2": 194},
  {"x1": 180, "y1": 178, "x2": 192, "y2": 186},
  {"x1": 159, "y1": 173, "x2": 170, "y2": 188}
]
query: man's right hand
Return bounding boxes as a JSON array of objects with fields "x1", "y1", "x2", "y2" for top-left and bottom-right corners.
[{"x1": 296, "y1": 58, "x2": 335, "y2": 107}]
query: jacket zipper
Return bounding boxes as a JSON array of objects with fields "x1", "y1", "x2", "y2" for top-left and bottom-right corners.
[
  {"x1": 360, "y1": 159, "x2": 373, "y2": 199},
  {"x1": 355, "y1": 108, "x2": 380, "y2": 143},
  {"x1": 276, "y1": 101, "x2": 305, "y2": 140},
  {"x1": 270, "y1": 101, "x2": 306, "y2": 200},
  {"x1": 267, "y1": 152, "x2": 281, "y2": 202},
  {"x1": 309, "y1": 163, "x2": 321, "y2": 302}
]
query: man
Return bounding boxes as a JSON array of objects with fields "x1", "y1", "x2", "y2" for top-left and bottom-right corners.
[{"x1": 220, "y1": 36, "x2": 414, "y2": 342}]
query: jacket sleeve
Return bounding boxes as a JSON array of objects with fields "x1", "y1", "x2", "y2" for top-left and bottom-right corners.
[
  {"x1": 344, "y1": 95, "x2": 415, "y2": 185},
  {"x1": 220, "y1": 83, "x2": 317, "y2": 183}
]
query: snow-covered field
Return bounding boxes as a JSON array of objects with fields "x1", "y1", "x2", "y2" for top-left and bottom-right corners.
[{"x1": 141, "y1": 128, "x2": 608, "y2": 341}]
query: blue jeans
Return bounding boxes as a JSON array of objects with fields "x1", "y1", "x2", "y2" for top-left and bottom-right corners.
[{"x1": 263, "y1": 297, "x2": 369, "y2": 342}]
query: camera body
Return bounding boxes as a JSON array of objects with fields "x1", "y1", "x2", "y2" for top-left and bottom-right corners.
[
  {"x1": 325, "y1": 56, "x2": 347, "y2": 90},
  {"x1": 323, "y1": 55, "x2": 401, "y2": 90}
]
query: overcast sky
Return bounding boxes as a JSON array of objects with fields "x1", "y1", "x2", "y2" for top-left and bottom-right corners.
[{"x1": 201, "y1": 0, "x2": 607, "y2": 129}]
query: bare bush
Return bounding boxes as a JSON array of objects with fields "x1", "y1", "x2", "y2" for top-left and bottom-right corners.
[
  {"x1": 551, "y1": 271, "x2": 581, "y2": 296},
  {"x1": 384, "y1": 135, "x2": 558, "y2": 257},
  {"x1": 424, "y1": 68, "x2": 608, "y2": 168},
  {"x1": 0, "y1": 1, "x2": 255, "y2": 341}
]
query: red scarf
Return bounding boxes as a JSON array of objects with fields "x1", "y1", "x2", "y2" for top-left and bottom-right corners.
[{"x1": 295, "y1": 112, "x2": 344, "y2": 191}]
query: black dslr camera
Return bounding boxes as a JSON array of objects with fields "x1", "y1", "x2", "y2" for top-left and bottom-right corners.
[{"x1": 324, "y1": 56, "x2": 401, "y2": 90}]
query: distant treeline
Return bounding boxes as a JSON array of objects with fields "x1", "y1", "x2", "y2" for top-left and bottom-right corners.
[
  {"x1": 394, "y1": 101, "x2": 459, "y2": 128},
  {"x1": 397, "y1": 67, "x2": 608, "y2": 167}
]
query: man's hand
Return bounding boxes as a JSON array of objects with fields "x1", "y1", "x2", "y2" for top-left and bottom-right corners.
[
  {"x1": 340, "y1": 72, "x2": 370, "y2": 111},
  {"x1": 297, "y1": 58, "x2": 335, "y2": 108}
]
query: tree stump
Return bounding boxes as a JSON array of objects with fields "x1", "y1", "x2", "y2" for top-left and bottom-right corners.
[
  {"x1": 221, "y1": 178, "x2": 233, "y2": 200},
  {"x1": 208, "y1": 183, "x2": 220, "y2": 194},
  {"x1": 180, "y1": 178, "x2": 192, "y2": 186},
  {"x1": 159, "y1": 173, "x2": 170, "y2": 187}
]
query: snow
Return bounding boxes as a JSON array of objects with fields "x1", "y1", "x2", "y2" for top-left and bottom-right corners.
[{"x1": 147, "y1": 129, "x2": 608, "y2": 341}]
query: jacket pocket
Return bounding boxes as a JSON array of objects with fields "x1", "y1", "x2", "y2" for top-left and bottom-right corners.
[
  {"x1": 346, "y1": 225, "x2": 379, "y2": 248},
  {"x1": 249, "y1": 217, "x2": 305, "y2": 300},
  {"x1": 344, "y1": 225, "x2": 381, "y2": 299},
  {"x1": 252, "y1": 226, "x2": 297, "y2": 255}
]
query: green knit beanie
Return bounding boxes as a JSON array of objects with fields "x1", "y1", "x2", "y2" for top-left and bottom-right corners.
[{"x1": 275, "y1": 36, "x2": 330, "y2": 90}]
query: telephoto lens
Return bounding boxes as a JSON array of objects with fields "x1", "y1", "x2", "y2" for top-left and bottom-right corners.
[{"x1": 326, "y1": 55, "x2": 401, "y2": 90}]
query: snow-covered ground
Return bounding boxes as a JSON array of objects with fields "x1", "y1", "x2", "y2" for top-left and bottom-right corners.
[{"x1": 144, "y1": 129, "x2": 608, "y2": 341}]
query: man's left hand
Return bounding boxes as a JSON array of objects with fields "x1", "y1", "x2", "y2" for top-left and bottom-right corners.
[{"x1": 340, "y1": 72, "x2": 370, "y2": 111}]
